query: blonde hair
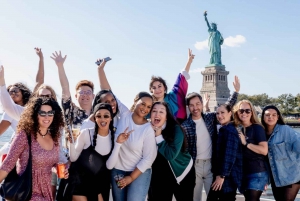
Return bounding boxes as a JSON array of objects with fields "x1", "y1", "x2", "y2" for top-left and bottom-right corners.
[
  {"x1": 34, "y1": 84, "x2": 57, "y2": 101},
  {"x1": 233, "y1": 100, "x2": 261, "y2": 127}
]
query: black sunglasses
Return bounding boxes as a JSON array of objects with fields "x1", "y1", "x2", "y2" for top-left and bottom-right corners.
[
  {"x1": 9, "y1": 88, "x2": 20, "y2": 95},
  {"x1": 95, "y1": 114, "x2": 111, "y2": 119},
  {"x1": 39, "y1": 94, "x2": 52, "y2": 98},
  {"x1": 38, "y1": 110, "x2": 55, "y2": 117},
  {"x1": 238, "y1": 109, "x2": 252, "y2": 114}
]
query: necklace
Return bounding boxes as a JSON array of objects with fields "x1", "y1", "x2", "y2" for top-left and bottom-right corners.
[{"x1": 38, "y1": 129, "x2": 49, "y2": 138}]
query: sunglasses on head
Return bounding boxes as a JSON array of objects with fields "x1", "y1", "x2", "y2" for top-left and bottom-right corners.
[
  {"x1": 9, "y1": 88, "x2": 20, "y2": 95},
  {"x1": 38, "y1": 110, "x2": 55, "y2": 117},
  {"x1": 238, "y1": 109, "x2": 252, "y2": 114},
  {"x1": 95, "y1": 114, "x2": 111, "y2": 119}
]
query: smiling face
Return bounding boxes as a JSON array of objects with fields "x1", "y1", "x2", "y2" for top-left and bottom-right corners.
[
  {"x1": 100, "y1": 93, "x2": 117, "y2": 114},
  {"x1": 151, "y1": 81, "x2": 166, "y2": 101},
  {"x1": 38, "y1": 105, "x2": 54, "y2": 130},
  {"x1": 151, "y1": 103, "x2": 167, "y2": 128},
  {"x1": 75, "y1": 86, "x2": 95, "y2": 107},
  {"x1": 238, "y1": 103, "x2": 252, "y2": 125},
  {"x1": 263, "y1": 109, "x2": 279, "y2": 127},
  {"x1": 9, "y1": 86, "x2": 23, "y2": 105},
  {"x1": 188, "y1": 96, "x2": 203, "y2": 120},
  {"x1": 216, "y1": 105, "x2": 232, "y2": 125},
  {"x1": 133, "y1": 97, "x2": 153, "y2": 118},
  {"x1": 95, "y1": 109, "x2": 112, "y2": 131}
]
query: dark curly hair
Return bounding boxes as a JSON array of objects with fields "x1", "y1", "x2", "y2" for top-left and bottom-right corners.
[
  {"x1": 7, "y1": 82, "x2": 32, "y2": 105},
  {"x1": 92, "y1": 103, "x2": 115, "y2": 153},
  {"x1": 17, "y1": 97, "x2": 65, "y2": 146},
  {"x1": 150, "y1": 101, "x2": 188, "y2": 152},
  {"x1": 92, "y1": 90, "x2": 119, "y2": 118}
]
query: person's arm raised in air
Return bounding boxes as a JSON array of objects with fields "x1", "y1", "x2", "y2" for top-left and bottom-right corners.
[
  {"x1": 97, "y1": 59, "x2": 110, "y2": 90},
  {"x1": 184, "y1": 48, "x2": 195, "y2": 73},
  {"x1": 0, "y1": 66, "x2": 24, "y2": 121},
  {"x1": 51, "y1": 51, "x2": 70, "y2": 101},
  {"x1": 225, "y1": 76, "x2": 240, "y2": 107},
  {"x1": 33, "y1": 47, "x2": 44, "y2": 93}
]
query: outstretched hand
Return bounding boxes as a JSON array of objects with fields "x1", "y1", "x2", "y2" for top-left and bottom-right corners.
[
  {"x1": 203, "y1": 93, "x2": 210, "y2": 112},
  {"x1": 50, "y1": 51, "x2": 67, "y2": 68},
  {"x1": 116, "y1": 127, "x2": 133, "y2": 144},
  {"x1": 34, "y1": 47, "x2": 43, "y2": 58},
  {"x1": 233, "y1": 76, "x2": 240, "y2": 93},
  {"x1": 0, "y1": 66, "x2": 5, "y2": 86},
  {"x1": 96, "y1": 58, "x2": 107, "y2": 69},
  {"x1": 188, "y1": 49, "x2": 195, "y2": 63}
]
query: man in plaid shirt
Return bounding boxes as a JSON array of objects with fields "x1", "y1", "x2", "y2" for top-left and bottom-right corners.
[{"x1": 181, "y1": 76, "x2": 240, "y2": 201}]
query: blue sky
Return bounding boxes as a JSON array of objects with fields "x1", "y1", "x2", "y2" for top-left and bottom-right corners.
[{"x1": 0, "y1": 1, "x2": 299, "y2": 108}]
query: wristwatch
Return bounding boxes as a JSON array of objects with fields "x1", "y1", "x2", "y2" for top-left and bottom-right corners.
[
  {"x1": 220, "y1": 175, "x2": 225, "y2": 179},
  {"x1": 244, "y1": 142, "x2": 249, "y2": 147}
]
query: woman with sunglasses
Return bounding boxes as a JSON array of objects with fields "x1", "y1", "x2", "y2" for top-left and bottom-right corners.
[
  {"x1": 233, "y1": 100, "x2": 268, "y2": 201},
  {"x1": 147, "y1": 102, "x2": 194, "y2": 201},
  {"x1": 261, "y1": 105, "x2": 300, "y2": 201},
  {"x1": 106, "y1": 92, "x2": 157, "y2": 201},
  {"x1": 67, "y1": 103, "x2": 115, "y2": 201},
  {"x1": 0, "y1": 97, "x2": 68, "y2": 201},
  {"x1": 206, "y1": 104, "x2": 243, "y2": 201},
  {"x1": 149, "y1": 49, "x2": 194, "y2": 123}
]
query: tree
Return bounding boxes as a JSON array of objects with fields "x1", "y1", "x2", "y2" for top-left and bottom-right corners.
[{"x1": 277, "y1": 94, "x2": 297, "y2": 115}]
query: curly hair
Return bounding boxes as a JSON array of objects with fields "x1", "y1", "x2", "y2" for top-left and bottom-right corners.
[
  {"x1": 17, "y1": 97, "x2": 65, "y2": 146},
  {"x1": 32, "y1": 84, "x2": 58, "y2": 101},
  {"x1": 150, "y1": 101, "x2": 188, "y2": 152},
  {"x1": 7, "y1": 82, "x2": 32, "y2": 105}
]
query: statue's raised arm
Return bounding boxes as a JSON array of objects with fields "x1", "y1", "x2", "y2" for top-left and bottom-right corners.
[{"x1": 204, "y1": 11, "x2": 211, "y2": 30}]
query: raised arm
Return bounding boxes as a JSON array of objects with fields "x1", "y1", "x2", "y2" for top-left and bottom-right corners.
[
  {"x1": 50, "y1": 51, "x2": 70, "y2": 100},
  {"x1": 97, "y1": 59, "x2": 111, "y2": 90},
  {"x1": 0, "y1": 66, "x2": 24, "y2": 121},
  {"x1": 33, "y1": 47, "x2": 44, "y2": 93},
  {"x1": 225, "y1": 76, "x2": 240, "y2": 107},
  {"x1": 204, "y1": 11, "x2": 211, "y2": 30},
  {"x1": 184, "y1": 49, "x2": 195, "y2": 73}
]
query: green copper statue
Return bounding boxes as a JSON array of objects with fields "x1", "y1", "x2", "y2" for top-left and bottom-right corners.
[{"x1": 204, "y1": 11, "x2": 224, "y2": 66}]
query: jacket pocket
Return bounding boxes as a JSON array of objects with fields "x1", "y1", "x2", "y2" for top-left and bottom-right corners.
[{"x1": 273, "y1": 142, "x2": 288, "y2": 161}]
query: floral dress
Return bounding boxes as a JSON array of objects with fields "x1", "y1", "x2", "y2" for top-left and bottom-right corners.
[{"x1": 0, "y1": 130, "x2": 59, "y2": 201}]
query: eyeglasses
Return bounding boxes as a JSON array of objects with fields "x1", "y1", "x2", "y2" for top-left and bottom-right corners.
[
  {"x1": 95, "y1": 115, "x2": 111, "y2": 119},
  {"x1": 238, "y1": 109, "x2": 252, "y2": 114},
  {"x1": 9, "y1": 88, "x2": 20, "y2": 95},
  {"x1": 78, "y1": 90, "x2": 92, "y2": 96},
  {"x1": 39, "y1": 94, "x2": 52, "y2": 98},
  {"x1": 38, "y1": 110, "x2": 55, "y2": 117}
]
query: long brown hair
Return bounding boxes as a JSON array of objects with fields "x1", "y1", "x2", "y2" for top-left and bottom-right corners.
[{"x1": 17, "y1": 97, "x2": 65, "y2": 145}]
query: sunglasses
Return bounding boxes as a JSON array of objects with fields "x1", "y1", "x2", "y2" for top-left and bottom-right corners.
[
  {"x1": 39, "y1": 94, "x2": 52, "y2": 98},
  {"x1": 9, "y1": 88, "x2": 20, "y2": 95},
  {"x1": 238, "y1": 109, "x2": 252, "y2": 114},
  {"x1": 78, "y1": 90, "x2": 92, "y2": 96},
  {"x1": 38, "y1": 110, "x2": 55, "y2": 117},
  {"x1": 95, "y1": 115, "x2": 111, "y2": 119}
]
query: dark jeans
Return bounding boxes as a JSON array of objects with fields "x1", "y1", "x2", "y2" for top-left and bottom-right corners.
[{"x1": 207, "y1": 189, "x2": 237, "y2": 201}]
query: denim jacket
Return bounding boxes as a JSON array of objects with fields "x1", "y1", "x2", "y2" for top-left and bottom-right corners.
[{"x1": 267, "y1": 124, "x2": 300, "y2": 187}]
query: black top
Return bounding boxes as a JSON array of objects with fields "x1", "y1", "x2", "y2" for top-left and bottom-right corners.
[{"x1": 242, "y1": 124, "x2": 267, "y2": 174}]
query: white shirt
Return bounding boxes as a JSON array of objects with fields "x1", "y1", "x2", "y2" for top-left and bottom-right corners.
[
  {"x1": 80, "y1": 98, "x2": 129, "y2": 131},
  {"x1": 106, "y1": 111, "x2": 157, "y2": 172},
  {"x1": 194, "y1": 118, "x2": 212, "y2": 160},
  {"x1": 1, "y1": 112, "x2": 18, "y2": 132},
  {"x1": 69, "y1": 128, "x2": 112, "y2": 162}
]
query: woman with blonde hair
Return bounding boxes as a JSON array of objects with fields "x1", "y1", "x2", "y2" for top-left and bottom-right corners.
[{"x1": 233, "y1": 100, "x2": 268, "y2": 201}]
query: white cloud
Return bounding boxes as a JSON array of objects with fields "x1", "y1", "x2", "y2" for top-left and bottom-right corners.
[
  {"x1": 223, "y1": 35, "x2": 246, "y2": 47},
  {"x1": 194, "y1": 40, "x2": 208, "y2": 50},
  {"x1": 195, "y1": 35, "x2": 246, "y2": 50},
  {"x1": 189, "y1": 67, "x2": 204, "y2": 73}
]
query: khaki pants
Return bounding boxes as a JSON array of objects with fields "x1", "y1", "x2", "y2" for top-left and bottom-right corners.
[{"x1": 193, "y1": 159, "x2": 213, "y2": 201}]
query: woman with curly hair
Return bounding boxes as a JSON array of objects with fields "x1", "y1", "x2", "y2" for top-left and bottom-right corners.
[
  {"x1": 67, "y1": 103, "x2": 115, "y2": 201},
  {"x1": 0, "y1": 97, "x2": 68, "y2": 201}
]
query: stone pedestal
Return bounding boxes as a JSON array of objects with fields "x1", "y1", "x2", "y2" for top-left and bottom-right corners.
[{"x1": 200, "y1": 64, "x2": 230, "y2": 111}]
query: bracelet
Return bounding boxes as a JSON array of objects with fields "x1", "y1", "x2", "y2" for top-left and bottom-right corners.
[{"x1": 244, "y1": 142, "x2": 249, "y2": 147}]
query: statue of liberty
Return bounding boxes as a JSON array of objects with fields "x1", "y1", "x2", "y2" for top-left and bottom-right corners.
[{"x1": 204, "y1": 11, "x2": 224, "y2": 65}]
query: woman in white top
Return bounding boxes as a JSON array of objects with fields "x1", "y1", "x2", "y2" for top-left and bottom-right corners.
[
  {"x1": 106, "y1": 92, "x2": 157, "y2": 201},
  {"x1": 68, "y1": 103, "x2": 115, "y2": 201}
]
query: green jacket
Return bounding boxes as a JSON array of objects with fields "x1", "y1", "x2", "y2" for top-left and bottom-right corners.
[{"x1": 156, "y1": 125, "x2": 193, "y2": 183}]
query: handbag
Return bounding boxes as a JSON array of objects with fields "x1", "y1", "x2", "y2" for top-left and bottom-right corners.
[
  {"x1": 76, "y1": 129, "x2": 105, "y2": 175},
  {"x1": 0, "y1": 135, "x2": 32, "y2": 201}
]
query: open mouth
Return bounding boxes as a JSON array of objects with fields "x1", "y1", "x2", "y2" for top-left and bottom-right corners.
[
  {"x1": 100, "y1": 122, "x2": 108, "y2": 127},
  {"x1": 153, "y1": 118, "x2": 161, "y2": 124}
]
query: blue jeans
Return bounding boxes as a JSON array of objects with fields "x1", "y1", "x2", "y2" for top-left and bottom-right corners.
[
  {"x1": 244, "y1": 171, "x2": 269, "y2": 191},
  {"x1": 111, "y1": 168, "x2": 151, "y2": 201}
]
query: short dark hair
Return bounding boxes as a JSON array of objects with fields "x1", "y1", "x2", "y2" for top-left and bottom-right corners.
[
  {"x1": 185, "y1": 92, "x2": 203, "y2": 106},
  {"x1": 261, "y1": 105, "x2": 285, "y2": 130}
]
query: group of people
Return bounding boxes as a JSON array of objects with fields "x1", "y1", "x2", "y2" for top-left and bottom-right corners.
[{"x1": 0, "y1": 47, "x2": 299, "y2": 201}]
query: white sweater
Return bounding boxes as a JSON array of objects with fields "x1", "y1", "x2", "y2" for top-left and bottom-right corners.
[{"x1": 106, "y1": 111, "x2": 157, "y2": 173}]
